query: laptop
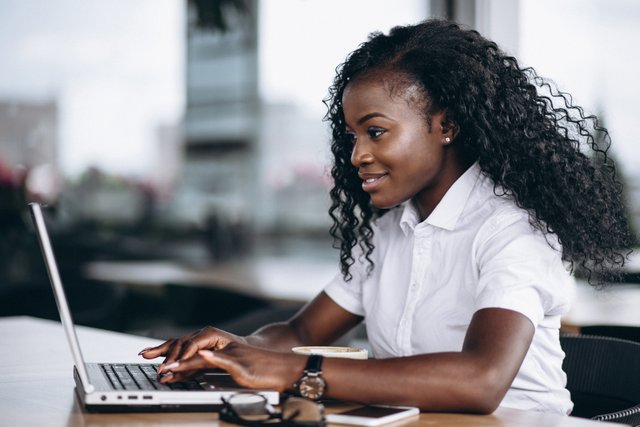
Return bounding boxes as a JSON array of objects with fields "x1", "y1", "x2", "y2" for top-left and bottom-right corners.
[{"x1": 28, "y1": 202, "x2": 279, "y2": 412}]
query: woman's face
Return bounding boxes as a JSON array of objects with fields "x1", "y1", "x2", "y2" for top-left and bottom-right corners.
[{"x1": 342, "y1": 74, "x2": 465, "y2": 219}]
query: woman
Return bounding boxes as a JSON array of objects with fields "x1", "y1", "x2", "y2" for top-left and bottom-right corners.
[{"x1": 140, "y1": 19, "x2": 633, "y2": 414}]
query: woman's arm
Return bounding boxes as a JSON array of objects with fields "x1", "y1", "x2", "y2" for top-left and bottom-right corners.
[
  {"x1": 245, "y1": 291, "x2": 364, "y2": 350},
  {"x1": 319, "y1": 307, "x2": 534, "y2": 413},
  {"x1": 140, "y1": 292, "x2": 363, "y2": 367},
  {"x1": 161, "y1": 306, "x2": 534, "y2": 413}
]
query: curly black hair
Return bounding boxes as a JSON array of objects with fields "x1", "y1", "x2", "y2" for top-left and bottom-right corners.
[{"x1": 324, "y1": 19, "x2": 635, "y2": 285}]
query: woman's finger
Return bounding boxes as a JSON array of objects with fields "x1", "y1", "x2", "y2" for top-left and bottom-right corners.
[
  {"x1": 192, "y1": 327, "x2": 241, "y2": 351},
  {"x1": 163, "y1": 327, "x2": 233, "y2": 366},
  {"x1": 138, "y1": 339, "x2": 176, "y2": 359},
  {"x1": 174, "y1": 329, "x2": 221, "y2": 361},
  {"x1": 139, "y1": 327, "x2": 241, "y2": 367},
  {"x1": 163, "y1": 336, "x2": 194, "y2": 366},
  {"x1": 159, "y1": 368, "x2": 199, "y2": 383},
  {"x1": 160, "y1": 354, "x2": 211, "y2": 377}
]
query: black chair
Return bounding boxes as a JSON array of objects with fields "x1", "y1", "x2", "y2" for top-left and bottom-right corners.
[
  {"x1": 580, "y1": 325, "x2": 640, "y2": 344},
  {"x1": 560, "y1": 334, "x2": 640, "y2": 425}
]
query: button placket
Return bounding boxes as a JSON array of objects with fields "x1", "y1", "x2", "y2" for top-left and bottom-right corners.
[{"x1": 397, "y1": 229, "x2": 432, "y2": 354}]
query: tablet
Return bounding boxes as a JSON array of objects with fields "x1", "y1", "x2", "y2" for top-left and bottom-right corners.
[{"x1": 326, "y1": 405, "x2": 419, "y2": 426}]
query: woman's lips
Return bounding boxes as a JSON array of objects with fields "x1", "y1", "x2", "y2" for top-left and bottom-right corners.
[{"x1": 360, "y1": 173, "x2": 388, "y2": 192}]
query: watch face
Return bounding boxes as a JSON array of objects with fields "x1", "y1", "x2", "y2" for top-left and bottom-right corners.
[{"x1": 299, "y1": 375, "x2": 326, "y2": 400}]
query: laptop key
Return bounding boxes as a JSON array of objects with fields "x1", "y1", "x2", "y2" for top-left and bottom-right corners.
[
  {"x1": 127, "y1": 365, "x2": 157, "y2": 390},
  {"x1": 112, "y1": 364, "x2": 140, "y2": 390},
  {"x1": 140, "y1": 364, "x2": 159, "y2": 376},
  {"x1": 101, "y1": 364, "x2": 125, "y2": 390},
  {"x1": 148, "y1": 377, "x2": 172, "y2": 391},
  {"x1": 143, "y1": 364, "x2": 202, "y2": 391},
  {"x1": 166, "y1": 380, "x2": 203, "y2": 391},
  {"x1": 140, "y1": 364, "x2": 172, "y2": 390}
]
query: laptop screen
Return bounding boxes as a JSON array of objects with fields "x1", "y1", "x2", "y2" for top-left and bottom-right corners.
[{"x1": 29, "y1": 202, "x2": 95, "y2": 393}]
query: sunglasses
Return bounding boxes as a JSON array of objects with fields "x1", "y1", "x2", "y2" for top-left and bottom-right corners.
[{"x1": 220, "y1": 393, "x2": 325, "y2": 427}]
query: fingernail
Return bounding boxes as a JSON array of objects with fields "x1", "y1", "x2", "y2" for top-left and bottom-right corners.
[
  {"x1": 164, "y1": 361, "x2": 180, "y2": 370},
  {"x1": 138, "y1": 347, "x2": 151, "y2": 355},
  {"x1": 160, "y1": 373, "x2": 173, "y2": 383}
]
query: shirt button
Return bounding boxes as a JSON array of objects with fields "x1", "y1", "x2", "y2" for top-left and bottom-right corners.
[{"x1": 410, "y1": 283, "x2": 418, "y2": 291}]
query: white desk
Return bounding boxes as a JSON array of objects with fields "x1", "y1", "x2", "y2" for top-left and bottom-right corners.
[{"x1": 0, "y1": 316, "x2": 626, "y2": 426}]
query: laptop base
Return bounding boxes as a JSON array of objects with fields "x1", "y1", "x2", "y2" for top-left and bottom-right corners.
[{"x1": 74, "y1": 388, "x2": 223, "y2": 413}]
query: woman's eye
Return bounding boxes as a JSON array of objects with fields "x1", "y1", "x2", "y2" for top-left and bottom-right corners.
[
  {"x1": 345, "y1": 133, "x2": 357, "y2": 144},
  {"x1": 368, "y1": 127, "x2": 386, "y2": 138}
]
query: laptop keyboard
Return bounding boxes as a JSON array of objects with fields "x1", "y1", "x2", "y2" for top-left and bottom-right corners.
[{"x1": 101, "y1": 363, "x2": 204, "y2": 391}]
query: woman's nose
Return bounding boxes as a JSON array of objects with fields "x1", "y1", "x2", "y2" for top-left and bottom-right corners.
[{"x1": 351, "y1": 140, "x2": 374, "y2": 167}]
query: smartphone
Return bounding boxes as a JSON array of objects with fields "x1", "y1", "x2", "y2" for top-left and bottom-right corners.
[{"x1": 325, "y1": 405, "x2": 419, "y2": 426}]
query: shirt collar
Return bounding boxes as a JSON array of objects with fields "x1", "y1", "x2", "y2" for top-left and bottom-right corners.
[{"x1": 399, "y1": 162, "x2": 483, "y2": 234}]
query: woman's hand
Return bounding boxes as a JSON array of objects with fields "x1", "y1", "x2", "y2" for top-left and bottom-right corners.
[
  {"x1": 138, "y1": 326, "x2": 246, "y2": 369},
  {"x1": 157, "y1": 341, "x2": 305, "y2": 392}
]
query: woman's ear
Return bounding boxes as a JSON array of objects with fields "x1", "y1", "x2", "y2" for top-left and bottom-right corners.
[{"x1": 439, "y1": 111, "x2": 458, "y2": 144}]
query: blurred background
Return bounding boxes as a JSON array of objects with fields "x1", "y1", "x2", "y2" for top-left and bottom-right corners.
[{"x1": 1, "y1": 0, "x2": 639, "y2": 339}]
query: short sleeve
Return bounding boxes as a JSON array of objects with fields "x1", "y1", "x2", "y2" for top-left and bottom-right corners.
[
  {"x1": 474, "y1": 213, "x2": 572, "y2": 328},
  {"x1": 323, "y1": 243, "x2": 374, "y2": 317},
  {"x1": 324, "y1": 272, "x2": 365, "y2": 316}
]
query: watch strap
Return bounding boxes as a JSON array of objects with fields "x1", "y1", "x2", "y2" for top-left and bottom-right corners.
[{"x1": 304, "y1": 354, "x2": 324, "y2": 373}]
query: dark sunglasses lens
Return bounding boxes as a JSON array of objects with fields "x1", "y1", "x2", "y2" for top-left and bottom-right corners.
[
  {"x1": 228, "y1": 393, "x2": 273, "y2": 421},
  {"x1": 283, "y1": 398, "x2": 324, "y2": 424}
]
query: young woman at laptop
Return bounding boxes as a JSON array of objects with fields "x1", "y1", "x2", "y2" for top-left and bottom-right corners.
[{"x1": 140, "y1": 19, "x2": 633, "y2": 415}]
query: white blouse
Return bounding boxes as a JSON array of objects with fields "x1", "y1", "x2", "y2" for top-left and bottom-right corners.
[{"x1": 324, "y1": 162, "x2": 574, "y2": 415}]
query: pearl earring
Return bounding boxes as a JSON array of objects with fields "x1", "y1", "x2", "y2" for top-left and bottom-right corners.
[{"x1": 444, "y1": 137, "x2": 451, "y2": 144}]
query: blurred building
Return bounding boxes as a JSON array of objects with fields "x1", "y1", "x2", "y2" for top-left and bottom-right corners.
[
  {"x1": 0, "y1": 99, "x2": 58, "y2": 171},
  {"x1": 180, "y1": 1, "x2": 259, "y2": 232},
  {"x1": 153, "y1": 122, "x2": 184, "y2": 200},
  {"x1": 0, "y1": 99, "x2": 58, "y2": 291},
  {"x1": 181, "y1": 1, "x2": 331, "y2": 238}
]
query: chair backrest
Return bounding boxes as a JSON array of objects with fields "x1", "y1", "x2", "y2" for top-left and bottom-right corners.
[
  {"x1": 560, "y1": 334, "x2": 640, "y2": 419},
  {"x1": 580, "y1": 325, "x2": 640, "y2": 344}
]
